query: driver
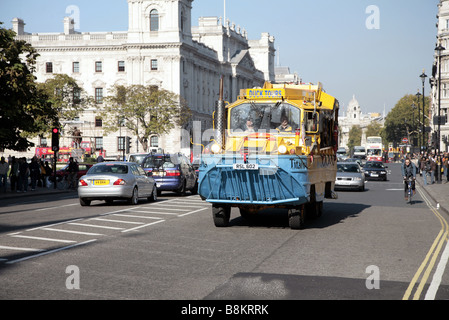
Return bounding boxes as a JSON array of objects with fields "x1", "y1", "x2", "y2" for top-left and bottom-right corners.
[{"x1": 277, "y1": 116, "x2": 292, "y2": 132}]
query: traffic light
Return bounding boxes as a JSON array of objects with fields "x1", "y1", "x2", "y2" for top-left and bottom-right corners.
[
  {"x1": 51, "y1": 127, "x2": 60, "y2": 152},
  {"x1": 126, "y1": 136, "x2": 132, "y2": 154}
]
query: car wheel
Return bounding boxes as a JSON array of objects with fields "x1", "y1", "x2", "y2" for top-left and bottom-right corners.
[
  {"x1": 148, "y1": 185, "x2": 157, "y2": 202},
  {"x1": 176, "y1": 180, "x2": 186, "y2": 196},
  {"x1": 80, "y1": 198, "x2": 91, "y2": 206},
  {"x1": 212, "y1": 205, "x2": 231, "y2": 227},
  {"x1": 128, "y1": 187, "x2": 138, "y2": 205}
]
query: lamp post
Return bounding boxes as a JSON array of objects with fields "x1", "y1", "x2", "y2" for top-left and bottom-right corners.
[
  {"x1": 415, "y1": 91, "x2": 422, "y2": 152},
  {"x1": 435, "y1": 44, "x2": 445, "y2": 156},
  {"x1": 419, "y1": 70, "x2": 427, "y2": 153},
  {"x1": 411, "y1": 103, "x2": 417, "y2": 154}
]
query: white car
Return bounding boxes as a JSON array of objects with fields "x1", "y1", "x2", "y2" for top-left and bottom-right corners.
[{"x1": 78, "y1": 161, "x2": 157, "y2": 206}]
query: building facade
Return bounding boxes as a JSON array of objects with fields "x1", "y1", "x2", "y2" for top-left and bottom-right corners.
[
  {"x1": 338, "y1": 95, "x2": 385, "y2": 149},
  {"x1": 5, "y1": 0, "x2": 276, "y2": 159},
  {"x1": 431, "y1": 0, "x2": 449, "y2": 153}
]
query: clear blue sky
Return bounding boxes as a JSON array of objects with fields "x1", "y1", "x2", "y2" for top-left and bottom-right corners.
[{"x1": 0, "y1": 0, "x2": 440, "y2": 115}]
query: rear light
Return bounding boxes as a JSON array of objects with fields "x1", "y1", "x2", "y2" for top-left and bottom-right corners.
[
  {"x1": 79, "y1": 179, "x2": 88, "y2": 187},
  {"x1": 165, "y1": 170, "x2": 181, "y2": 177},
  {"x1": 113, "y1": 179, "x2": 126, "y2": 185}
]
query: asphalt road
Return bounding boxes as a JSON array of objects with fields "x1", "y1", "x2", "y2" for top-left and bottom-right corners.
[{"x1": 0, "y1": 163, "x2": 448, "y2": 304}]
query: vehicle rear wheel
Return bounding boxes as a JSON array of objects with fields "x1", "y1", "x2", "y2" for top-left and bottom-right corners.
[
  {"x1": 288, "y1": 205, "x2": 305, "y2": 230},
  {"x1": 148, "y1": 185, "x2": 157, "y2": 202},
  {"x1": 128, "y1": 187, "x2": 138, "y2": 205},
  {"x1": 176, "y1": 180, "x2": 186, "y2": 196},
  {"x1": 80, "y1": 198, "x2": 91, "y2": 206},
  {"x1": 212, "y1": 205, "x2": 231, "y2": 227}
]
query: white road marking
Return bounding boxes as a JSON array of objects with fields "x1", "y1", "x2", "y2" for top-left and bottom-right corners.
[{"x1": 11, "y1": 235, "x2": 77, "y2": 244}]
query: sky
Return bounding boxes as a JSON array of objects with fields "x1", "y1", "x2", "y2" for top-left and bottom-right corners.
[{"x1": 0, "y1": 0, "x2": 440, "y2": 115}]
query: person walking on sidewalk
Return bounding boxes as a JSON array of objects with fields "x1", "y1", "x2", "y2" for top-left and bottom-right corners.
[
  {"x1": 17, "y1": 157, "x2": 29, "y2": 192},
  {"x1": 9, "y1": 156, "x2": 18, "y2": 192},
  {"x1": 29, "y1": 157, "x2": 40, "y2": 191},
  {"x1": 0, "y1": 157, "x2": 9, "y2": 192},
  {"x1": 421, "y1": 156, "x2": 429, "y2": 186},
  {"x1": 429, "y1": 154, "x2": 436, "y2": 184}
]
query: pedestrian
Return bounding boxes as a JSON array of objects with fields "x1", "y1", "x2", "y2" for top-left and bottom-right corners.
[
  {"x1": 67, "y1": 157, "x2": 79, "y2": 189},
  {"x1": 44, "y1": 161, "x2": 53, "y2": 187},
  {"x1": 29, "y1": 157, "x2": 40, "y2": 191},
  {"x1": 18, "y1": 157, "x2": 29, "y2": 192},
  {"x1": 421, "y1": 156, "x2": 429, "y2": 186},
  {"x1": 9, "y1": 156, "x2": 18, "y2": 192},
  {"x1": 429, "y1": 154, "x2": 436, "y2": 184},
  {"x1": 0, "y1": 156, "x2": 9, "y2": 192}
]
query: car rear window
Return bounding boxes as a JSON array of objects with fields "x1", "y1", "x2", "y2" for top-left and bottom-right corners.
[
  {"x1": 88, "y1": 164, "x2": 128, "y2": 174},
  {"x1": 143, "y1": 156, "x2": 175, "y2": 169}
]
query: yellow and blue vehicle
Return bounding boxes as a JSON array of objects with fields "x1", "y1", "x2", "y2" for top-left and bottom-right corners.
[{"x1": 198, "y1": 81, "x2": 339, "y2": 229}]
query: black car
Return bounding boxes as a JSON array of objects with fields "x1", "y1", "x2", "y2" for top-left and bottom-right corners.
[
  {"x1": 141, "y1": 153, "x2": 197, "y2": 195},
  {"x1": 363, "y1": 161, "x2": 388, "y2": 181}
]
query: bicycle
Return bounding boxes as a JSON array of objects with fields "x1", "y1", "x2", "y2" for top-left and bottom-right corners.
[{"x1": 405, "y1": 176, "x2": 414, "y2": 205}]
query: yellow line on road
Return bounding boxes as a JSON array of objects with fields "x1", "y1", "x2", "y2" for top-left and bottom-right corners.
[{"x1": 402, "y1": 187, "x2": 449, "y2": 300}]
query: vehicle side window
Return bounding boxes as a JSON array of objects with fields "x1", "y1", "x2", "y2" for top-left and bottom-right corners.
[
  {"x1": 130, "y1": 164, "x2": 140, "y2": 175},
  {"x1": 137, "y1": 166, "x2": 146, "y2": 176}
]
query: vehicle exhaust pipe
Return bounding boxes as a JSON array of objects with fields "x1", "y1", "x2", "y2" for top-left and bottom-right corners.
[{"x1": 215, "y1": 77, "x2": 226, "y2": 150}]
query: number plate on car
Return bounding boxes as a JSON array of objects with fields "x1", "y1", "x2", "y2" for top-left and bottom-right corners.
[
  {"x1": 94, "y1": 180, "x2": 109, "y2": 185},
  {"x1": 233, "y1": 163, "x2": 259, "y2": 170}
]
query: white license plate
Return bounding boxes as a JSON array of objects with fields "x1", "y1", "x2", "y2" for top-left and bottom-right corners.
[
  {"x1": 371, "y1": 174, "x2": 378, "y2": 177},
  {"x1": 233, "y1": 163, "x2": 259, "y2": 170}
]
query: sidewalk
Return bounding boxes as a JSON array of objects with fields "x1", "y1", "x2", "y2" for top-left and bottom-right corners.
[
  {"x1": 0, "y1": 185, "x2": 73, "y2": 201},
  {"x1": 416, "y1": 173, "x2": 449, "y2": 216}
]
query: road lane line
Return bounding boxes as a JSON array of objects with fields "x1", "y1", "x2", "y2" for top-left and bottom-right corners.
[
  {"x1": 42, "y1": 228, "x2": 104, "y2": 236},
  {"x1": 129, "y1": 210, "x2": 180, "y2": 215},
  {"x1": 425, "y1": 235, "x2": 449, "y2": 300},
  {"x1": 26, "y1": 218, "x2": 84, "y2": 232},
  {"x1": 33, "y1": 203, "x2": 79, "y2": 212},
  {"x1": 68, "y1": 222, "x2": 124, "y2": 230},
  {"x1": 6, "y1": 239, "x2": 97, "y2": 264},
  {"x1": 121, "y1": 220, "x2": 165, "y2": 233},
  {"x1": 0, "y1": 245, "x2": 44, "y2": 252},
  {"x1": 11, "y1": 235, "x2": 77, "y2": 244},
  {"x1": 113, "y1": 214, "x2": 163, "y2": 220},
  {"x1": 91, "y1": 218, "x2": 145, "y2": 225},
  {"x1": 403, "y1": 187, "x2": 449, "y2": 300},
  {"x1": 178, "y1": 207, "x2": 209, "y2": 217}
]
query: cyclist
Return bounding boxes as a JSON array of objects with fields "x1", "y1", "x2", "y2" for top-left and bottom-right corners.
[{"x1": 401, "y1": 157, "x2": 417, "y2": 201}]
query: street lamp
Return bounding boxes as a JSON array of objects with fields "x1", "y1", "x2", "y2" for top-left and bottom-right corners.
[
  {"x1": 419, "y1": 70, "x2": 427, "y2": 153},
  {"x1": 415, "y1": 90, "x2": 422, "y2": 152},
  {"x1": 435, "y1": 44, "x2": 445, "y2": 156},
  {"x1": 411, "y1": 102, "x2": 417, "y2": 154}
]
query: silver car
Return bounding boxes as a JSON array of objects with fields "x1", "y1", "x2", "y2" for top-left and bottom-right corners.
[
  {"x1": 335, "y1": 162, "x2": 366, "y2": 191},
  {"x1": 78, "y1": 162, "x2": 157, "y2": 206}
]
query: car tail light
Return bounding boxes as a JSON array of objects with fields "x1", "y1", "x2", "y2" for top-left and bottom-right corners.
[
  {"x1": 79, "y1": 179, "x2": 88, "y2": 187},
  {"x1": 113, "y1": 179, "x2": 126, "y2": 185},
  {"x1": 165, "y1": 170, "x2": 181, "y2": 177}
]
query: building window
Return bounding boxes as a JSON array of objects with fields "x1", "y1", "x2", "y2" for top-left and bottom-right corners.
[
  {"x1": 95, "y1": 117, "x2": 103, "y2": 127},
  {"x1": 150, "y1": 136, "x2": 159, "y2": 148},
  {"x1": 73, "y1": 88, "x2": 81, "y2": 104},
  {"x1": 46, "y1": 62, "x2": 53, "y2": 73},
  {"x1": 95, "y1": 61, "x2": 102, "y2": 73},
  {"x1": 151, "y1": 59, "x2": 158, "y2": 71},
  {"x1": 95, "y1": 137, "x2": 103, "y2": 151},
  {"x1": 118, "y1": 137, "x2": 125, "y2": 151},
  {"x1": 73, "y1": 62, "x2": 80, "y2": 73},
  {"x1": 118, "y1": 61, "x2": 125, "y2": 72},
  {"x1": 40, "y1": 137, "x2": 47, "y2": 147},
  {"x1": 95, "y1": 88, "x2": 103, "y2": 104},
  {"x1": 150, "y1": 9, "x2": 159, "y2": 32}
]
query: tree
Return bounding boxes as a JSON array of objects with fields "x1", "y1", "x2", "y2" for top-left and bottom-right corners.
[
  {"x1": 347, "y1": 125, "x2": 362, "y2": 152},
  {"x1": 37, "y1": 74, "x2": 93, "y2": 127},
  {"x1": 101, "y1": 85, "x2": 192, "y2": 152},
  {"x1": 0, "y1": 22, "x2": 57, "y2": 151},
  {"x1": 383, "y1": 94, "x2": 430, "y2": 147},
  {"x1": 365, "y1": 122, "x2": 383, "y2": 138}
]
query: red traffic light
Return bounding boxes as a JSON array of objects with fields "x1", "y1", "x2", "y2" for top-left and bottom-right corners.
[{"x1": 52, "y1": 128, "x2": 59, "y2": 134}]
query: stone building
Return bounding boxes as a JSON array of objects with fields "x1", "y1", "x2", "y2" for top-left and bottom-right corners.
[{"x1": 5, "y1": 0, "x2": 276, "y2": 159}]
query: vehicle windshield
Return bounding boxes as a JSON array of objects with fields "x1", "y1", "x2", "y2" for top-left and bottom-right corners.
[
  {"x1": 88, "y1": 164, "x2": 128, "y2": 174},
  {"x1": 354, "y1": 147, "x2": 365, "y2": 152},
  {"x1": 128, "y1": 154, "x2": 147, "y2": 165},
  {"x1": 337, "y1": 164, "x2": 361, "y2": 173},
  {"x1": 367, "y1": 149, "x2": 381, "y2": 156},
  {"x1": 365, "y1": 162, "x2": 384, "y2": 168},
  {"x1": 229, "y1": 102, "x2": 300, "y2": 134},
  {"x1": 143, "y1": 155, "x2": 176, "y2": 169}
]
